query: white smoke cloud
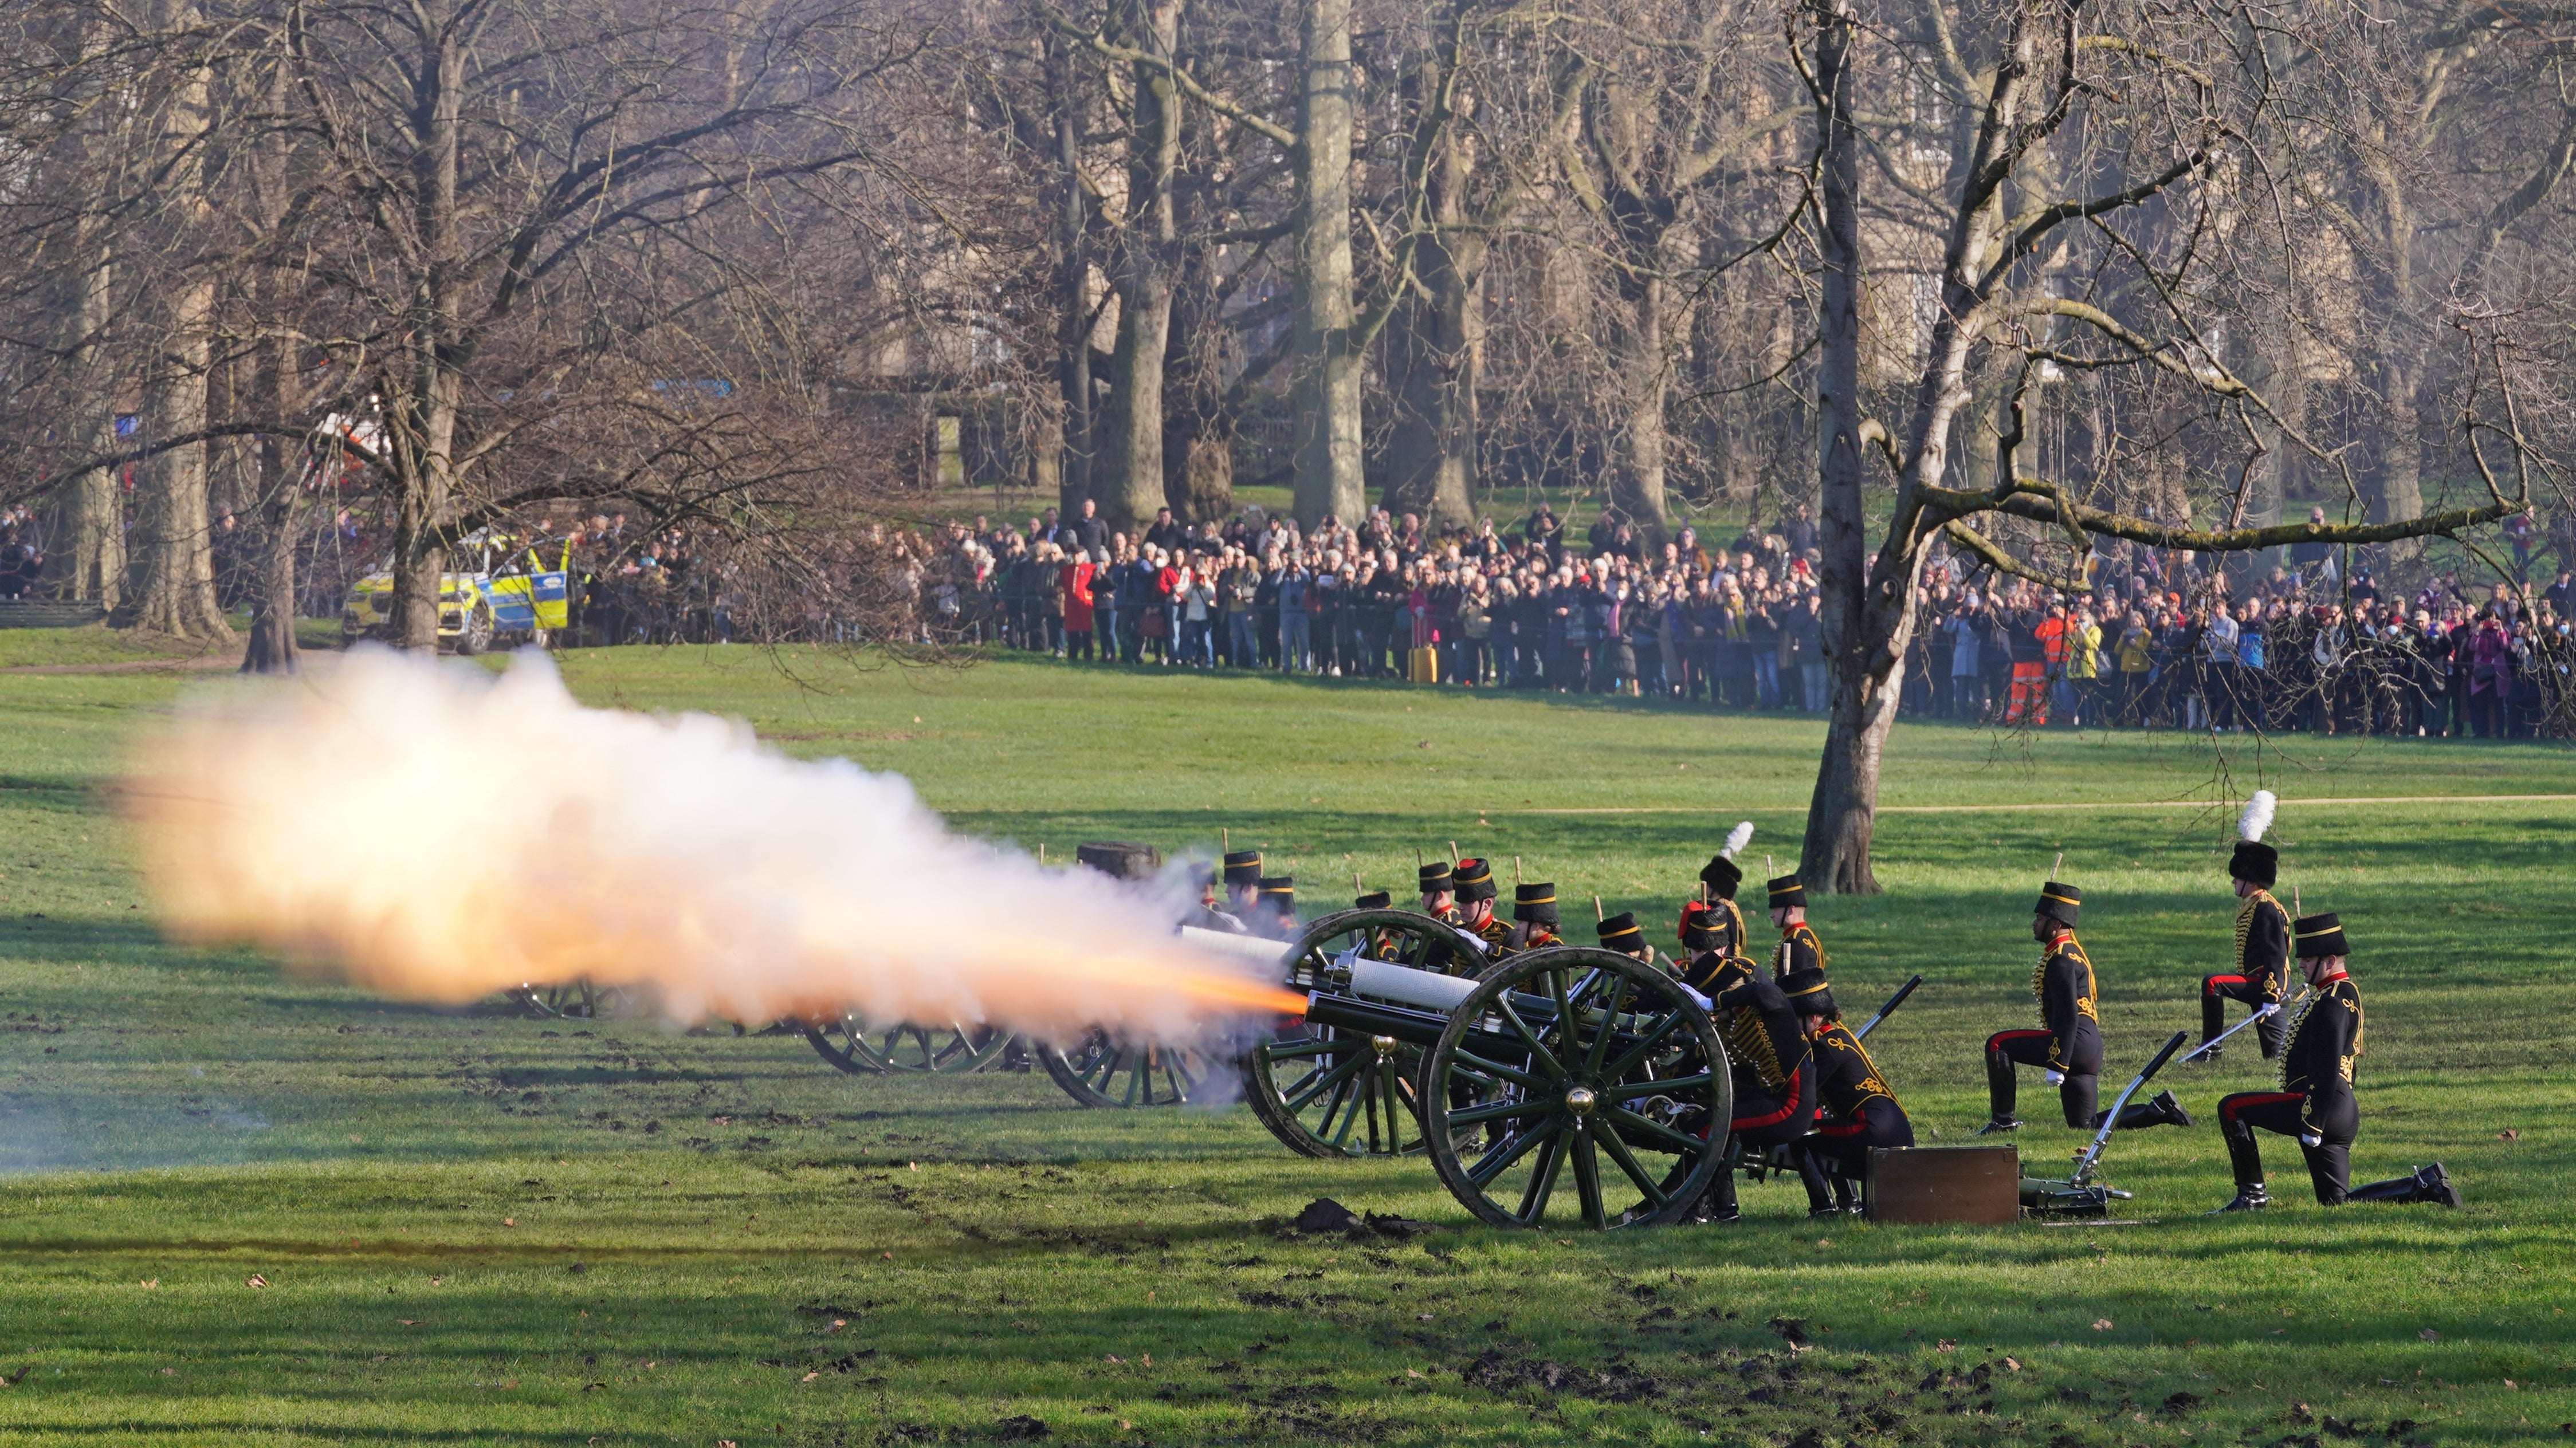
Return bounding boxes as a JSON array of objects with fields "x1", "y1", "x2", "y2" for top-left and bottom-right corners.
[{"x1": 125, "y1": 648, "x2": 1299, "y2": 1040}]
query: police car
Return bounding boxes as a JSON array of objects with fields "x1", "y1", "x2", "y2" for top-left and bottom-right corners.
[{"x1": 341, "y1": 532, "x2": 574, "y2": 652}]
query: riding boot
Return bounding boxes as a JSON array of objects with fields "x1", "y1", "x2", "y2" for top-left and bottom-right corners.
[
  {"x1": 2347, "y1": 1162, "x2": 2459, "y2": 1207},
  {"x1": 1981, "y1": 1049, "x2": 2020, "y2": 1132},
  {"x1": 2254, "y1": 1008, "x2": 2287, "y2": 1060},
  {"x1": 1794, "y1": 1144, "x2": 1835, "y2": 1216},
  {"x1": 2300, "y1": 1138, "x2": 2351, "y2": 1205},
  {"x1": 1694, "y1": 1168, "x2": 1742, "y2": 1223},
  {"x1": 2198, "y1": 989, "x2": 2226, "y2": 1059},
  {"x1": 2096, "y1": 1089, "x2": 2193, "y2": 1131},
  {"x1": 2210, "y1": 1119, "x2": 2268, "y2": 1212}
]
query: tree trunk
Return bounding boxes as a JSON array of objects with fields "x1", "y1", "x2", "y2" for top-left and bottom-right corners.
[
  {"x1": 1099, "y1": 1, "x2": 1182, "y2": 534},
  {"x1": 57, "y1": 249, "x2": 124, "y2": 607},
  {"x1": 1290, "y1": 0, "x2": 1364, "y2": 528},
  {"x1": 1611, "y1": 273, "x2": 1671, "y2": 543},
  {"x1": 1049, "y1": 52, "x2": 1095, "y2": 518},
  {"x1": 1381, "y1": 48, "x2": 1479, "y2": 529},
  {"x1": 241, "y1": 320, "x2": 305, "y2": 674},
  {"x1": 390, "y1": 7, "x2": 467, "y2": 652},
  {"x1": 117, "y1": 276, "x2": 231, "y2": 639},
  {"x1": 1799, "y1": 0, "x2": 1888, "y2": 896}
]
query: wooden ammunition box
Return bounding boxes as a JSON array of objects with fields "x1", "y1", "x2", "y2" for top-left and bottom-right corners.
[{"x1": 1865, "y1": 1146, "x2": 2021, "y2": 1224}]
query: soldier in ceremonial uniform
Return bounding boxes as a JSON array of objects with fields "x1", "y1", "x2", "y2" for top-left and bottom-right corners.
[
  {"x1": 1676, "y1": 902, "x2": 1757, "y2": 997},
  {"x1": 1508, "y1": 882, "x2": 1562, "y2": 951},
  {"x1": 1695, "y1": 820, "x2": 1757, "y2": 955},
  {"x1": 2201, "y1": 794, "x2": 2291, "y2": 1060},
  {"x1": 1191, "y1": 863, "x2": 1249, "y2": 932},
  {"x1": 1766, "y1": 875, "x2": 1825, "y2": 981},
  {"x1": 1419, "y1": 861, "x2": 1462, "y2": 924},
  {"x1": 1596, "y1": 911, "x2": 1651, "y2": 962},
  {"x1": 1694, "y1": 968, "x2": 1824, "y2": 1221},
  {"x1": 1254, "y1": 876, "x2": 1298, "y2": 940},
  {"x1": 1221, "y1": 849, "x2": 1264, "y2": 918},
  {"x1": 1978, "y1": 880, "x2": 2191, "y2": 1134},
  {"x1": 1452, "y1": 857, "x2": 1510, "y2": 954},
  {"x1": 1783, "y1": 967, "x2": 1913, "y2": 1215},
  {"x1": 2212, "y1": 914, "x2": 2459, "y2": 1211}
]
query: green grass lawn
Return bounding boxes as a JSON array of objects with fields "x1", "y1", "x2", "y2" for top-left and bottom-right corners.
[{"x1": 3, "y1": 644, "x2": 2572, "y2": 1446}]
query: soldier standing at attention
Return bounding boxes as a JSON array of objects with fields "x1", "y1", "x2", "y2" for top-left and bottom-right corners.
[
  {"x1": 1221, "y1": 849, "x2": 1264, "y2": 919},
  {"x1": 2212, "y1": 914, "x2": 2459, "y2": 1211},
  {"x1": 1978, "y1": 879, "x2": 2192, "y2": 1134},
  {"x1": 1695, "y1": 969, "x2": 1823, "y2": 1221},
  {"x1": 1677, "y1": 903, "x2": 1757, "y2": 997},
  {"x1": 1418, "y1": 860, "x2": 1461, "y2": 924},
  {"x1": 1766, "y1": 874, "x2": 1824, "y2": 981},
  {"x1": 1782, "y1": 967, "x2": 1912, "y2": 1215},
  {"x1": 1508, "y1": 883, "x2": 1562, "y2": 951},
  {"x1": 1451, "y1": 858, "x2": 1510, "y2": 954},
  {"x1": 1696, "y1": 821, "x2": 1757, "y2": 954},
  {"x1": 2201, "y1": 792, "x2": 2291, "y2": 1060}
]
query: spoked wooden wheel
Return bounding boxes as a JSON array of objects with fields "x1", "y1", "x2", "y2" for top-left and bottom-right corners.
[
  {"x1": 512, "y1": 981, "x2": 624, "y2": 1019},
  {"x1": 1423, "y1": 947, "x2": 1731, "y2": 1230},
  {"x1": 803, "y1": 1019, "x2": 1014, "y2": 1076},
  {"x1": 1039, "y1": 1031, "x2": 1213, "y2": 1108},
  {"x1": 1241, "y1": 908, "x2": 1483, "y2": 1158}
]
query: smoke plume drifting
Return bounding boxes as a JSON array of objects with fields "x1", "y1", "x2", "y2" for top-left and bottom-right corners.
[{"x1": 127, "y1": 649, "x2": 1301, "y2": 1040}]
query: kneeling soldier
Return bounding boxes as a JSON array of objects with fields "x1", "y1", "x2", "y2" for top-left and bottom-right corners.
[
  {"x1": 1766, "y1": 873, "x2": 1825, "y2": 981},
  {"x1": 2212, "y1": 913, "x2": 2459, "y2": 1211},
  {"x1": 1419, "y1": 860, "x2": 1461, "y2": 924},
  {"x1": 1596, "y1": 911, "x2": 1651, "y2": 962},
  {"x1": 1677, "y1": 902, "x2": 1757, "y2": 998},
  {"x1": 1452, "y1": 857, "x2": 1509, "y2": 954},
  {"x1": 1980, "y1": 880, "x2": 2190, "y2": 1134},
  {"x1": 1694, "y1": 970, "x2": 1822, "y2": 1221},
  {"x1": 1783, "y1": 967, "x2": 1912, "y2": 1215},
  {"x1": 2202, "y1": 796, "x2": 2291, "y2": 1060},
  {"x1": 1509, "y1": 882, "x2": 1562, "y2": 951}
]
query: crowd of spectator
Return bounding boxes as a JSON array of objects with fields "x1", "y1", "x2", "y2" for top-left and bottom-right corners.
[{"x1": 899, "y1": 497, "x2": 2574, "y2": 741}]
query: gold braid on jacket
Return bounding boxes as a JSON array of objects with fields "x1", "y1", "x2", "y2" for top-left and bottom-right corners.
[
  {"x1": 2234, "y1": 890, "x2": 2287, "y2": 999},
  {"x1": 1725, "y1": 1010, "x2": 1788, "y2": 1090},
  {"x1": 2280, "y1": 985, "x2": 2366, "y2": 1092}
]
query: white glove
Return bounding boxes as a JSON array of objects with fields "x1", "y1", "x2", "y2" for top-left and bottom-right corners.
[{"x1": 2044, "y1": 1070, "x2": 2065, "y2": 1087}]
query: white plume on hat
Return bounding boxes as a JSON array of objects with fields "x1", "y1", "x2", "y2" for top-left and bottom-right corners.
[
  {"x1": 2237, "y1": 790, "x2": 2277, "y2": 844},
  {"x1": 1721, "y1": 821, "x2": 1755, "y2": 860}
]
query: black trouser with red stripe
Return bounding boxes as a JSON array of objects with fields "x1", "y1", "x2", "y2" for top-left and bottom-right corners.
[
  {"x1": 2201, "y1": 974, "x2": 2286, "y2": 1057},
  {"x1": 1986, "y1": 1028, "x2": 2102, "y2": 1127},
  {"x1": 2219, "y1": 1088, "x2": 2358, "y2": 1203},
  {"x1": 1705, "y1": 1063, "x2": 1822, "y2": 1215},
  {"x1": 1802, "y1": 1101, "x2": 1914, "y2": 1206}
]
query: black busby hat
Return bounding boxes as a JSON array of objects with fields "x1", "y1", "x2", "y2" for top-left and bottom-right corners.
[
  {"x1": 2231, "y1": 790, "x2": 2279, "y2": 886},
  {"x1": 1258, "y1": 876, "x2": 1295, "y2": 912},
  {"x1": 1596, "y1": 911, "x2": 1645, "y2": 952},
  {"x1": 2229, "y1": 841, "x2": 2279, "y2": 887},
  {"x1": 1766, "y1": 874, "x2": 1805, "y2": 910},
  {"x1": 1513, "y1": 882, "x2": 1559, "y2": 924},
  {"x1": 1451, "y1": 857, "x2": 1498, "y2": 903},
  {"x1": 2036, "y1": 880, "x2": 2082, "y2": 926},
  {"x1": 1354, "y1": 890, "x2": 1392, "y2": 910},
  {"x1": 2293, "y1": 912, "x2": 2348, "y2": 958},
  {"x1": 1701, "y1": 821, "x2": 1755, "y2": 899},
  {"x1": 1418, "y1": 860, "x2": 1455, "y2": 893},
  {"x1": 1678, "y1": 902, "x2": 1726, "y2": 951},
  {"x1": 1700, "y1": 855, "x2": 1743, "y2": 898},
  {"x1": 1222, "y1": 850, "x2": 1263, "y2": 886},
  {"x1": 1779, "y1": 967, "x2": 1837, "y2": 1018}
]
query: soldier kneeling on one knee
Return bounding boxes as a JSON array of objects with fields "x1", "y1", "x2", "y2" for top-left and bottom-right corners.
[
  {"x1": 1978, "y1": 879, "x2": 2190, "y2": 1135},
  {"x1": 2212, "y1": 912, "x2": 2459, "y2": 1212},
  {"x1": 1782, "y1": 967, "x2": 1911, "y2": 1217}
]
